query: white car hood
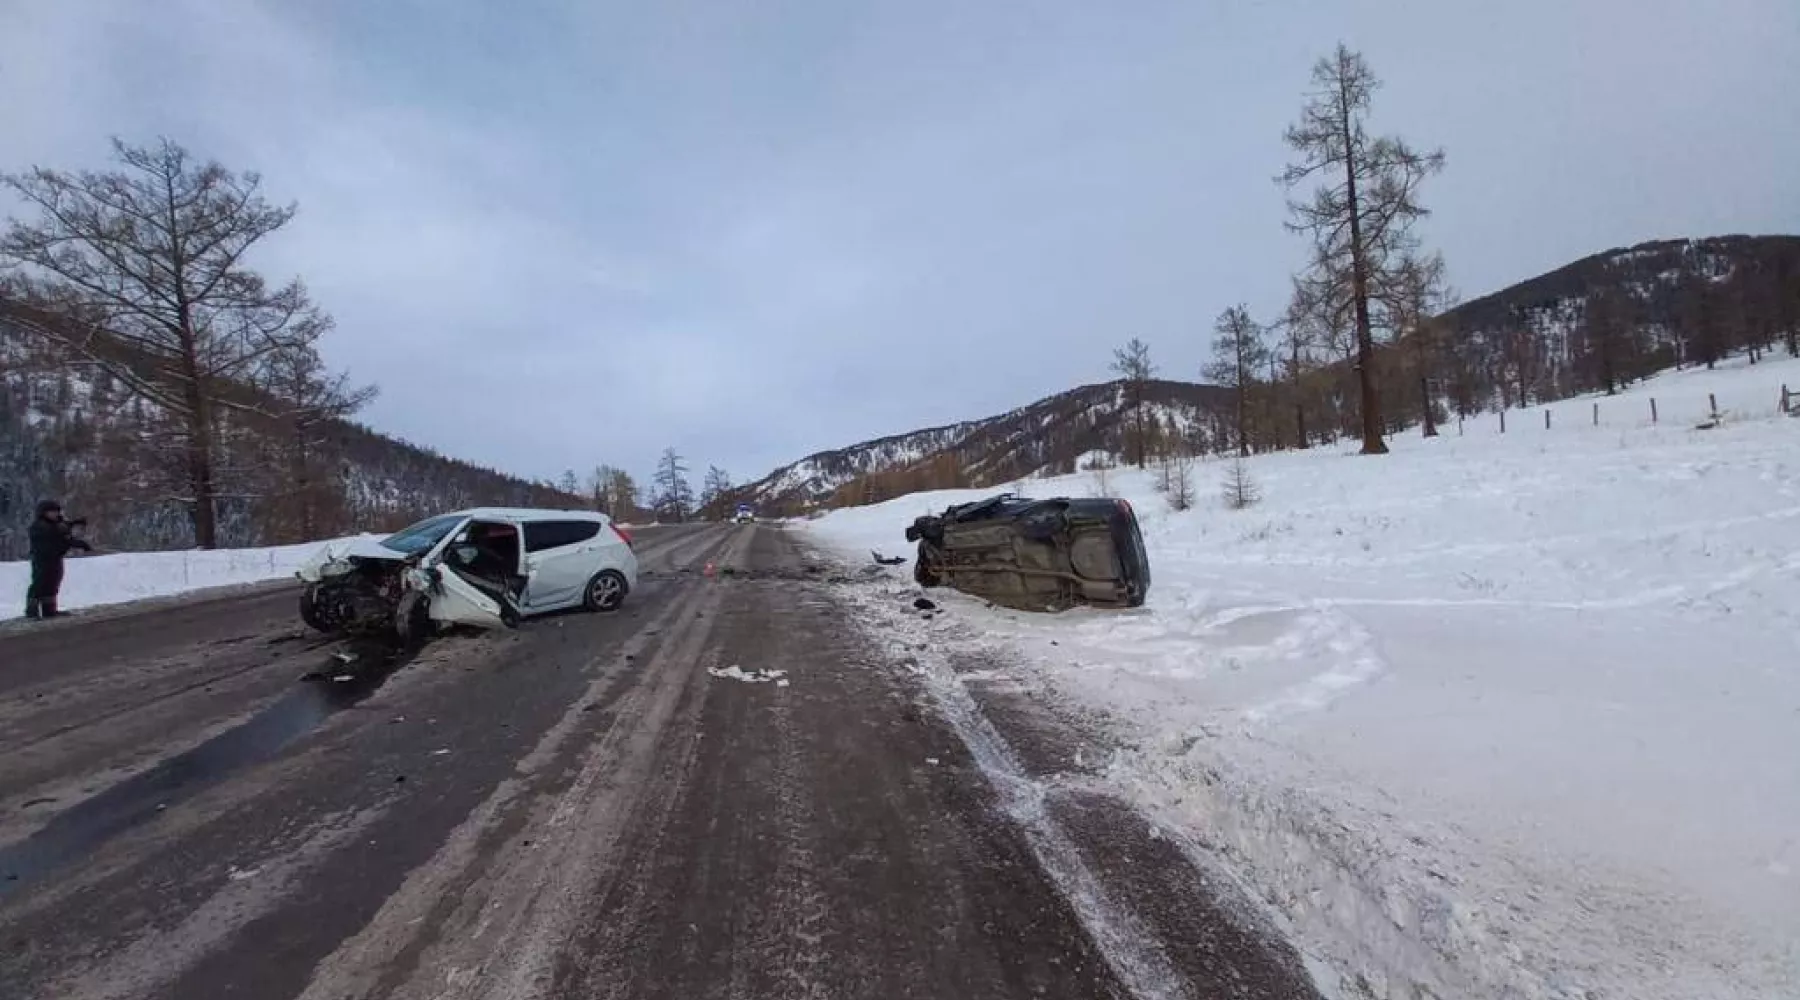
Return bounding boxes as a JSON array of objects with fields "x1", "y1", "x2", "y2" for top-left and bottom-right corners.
[{"x1": 296, "y1": 533, "x2": 409, "y2": 582}]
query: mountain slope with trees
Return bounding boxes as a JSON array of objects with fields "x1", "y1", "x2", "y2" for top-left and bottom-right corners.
[
  {"x1": 0, "y1": 139, "x2": 582, "y2": 559},
  {"x1": 734, "y1": 232, "x2": 1798, "y2": 518},
  {"x1": 735, "y1": 379, "x2": 1231, "y2": 515},
  {"x1": 0, "y1": 319, "x2": 586, "y2": 559}
]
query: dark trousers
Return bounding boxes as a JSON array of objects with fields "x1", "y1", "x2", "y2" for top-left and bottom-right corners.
[{"x1": 25, "y1": 560, "x2": 63, "y2": 618}]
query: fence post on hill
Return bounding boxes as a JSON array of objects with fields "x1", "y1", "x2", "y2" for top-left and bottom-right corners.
[
  {"x1": 1651, "y1": 398, "x2": 1658, "y2": 424},
  {"x1": 1709, "y1": 393, "x2": 1719, "y2": 421},
  {"x1": 1783, "y1": 384, "x2": 1791, "y2": 415},
  {"x1": 1499, "y1": 410, "x2": 1506, "y2": 434},
  {"x1": 1545, "y1": 409, "x2": 1552, "y2": 430},
  {"x1": 1592, "y1": 402, "x2": 1599, "y2": 427},
  {"x1": 1458, "y1": 416, "x2": 1464, "y2": 436}
]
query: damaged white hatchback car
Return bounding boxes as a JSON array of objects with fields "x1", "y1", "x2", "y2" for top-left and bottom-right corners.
[{"x1": 295, "y1": 507, "x2": 637, "y2": 642}]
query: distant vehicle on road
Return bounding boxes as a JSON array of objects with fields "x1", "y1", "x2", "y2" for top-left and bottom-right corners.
[
  {"x1": 905, "y1": 494, "x2": 1150, "y2": 612},
  {"x1": 734, "y1": 503, "x2": 755, "y2": 524},
  {"x1": 296, "y1": 507, "x2": 637, "y2": 642}
]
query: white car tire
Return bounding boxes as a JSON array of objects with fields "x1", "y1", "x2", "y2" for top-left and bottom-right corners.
[{"x1": 584, "y1": 570, "x2": 628, "y2": 612}]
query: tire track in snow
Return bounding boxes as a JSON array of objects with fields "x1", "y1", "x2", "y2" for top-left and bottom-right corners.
[{"x1": 839, "y1": 586, "x2": 1193, "y2": 1000}]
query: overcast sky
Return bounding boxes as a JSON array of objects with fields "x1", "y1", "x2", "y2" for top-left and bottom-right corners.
[{"x1": 3, "y1": 1, "x2": 1796, "y2": 487}]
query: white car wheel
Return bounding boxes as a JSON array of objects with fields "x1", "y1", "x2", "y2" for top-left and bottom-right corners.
[{"x1": 585, "y1": 570, "x2": 628, "y2": 612}]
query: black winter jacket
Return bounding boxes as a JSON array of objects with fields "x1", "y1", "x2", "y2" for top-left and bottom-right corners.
[{"x1": 29, "y1": 517, "x2": 89, "y2": 564}]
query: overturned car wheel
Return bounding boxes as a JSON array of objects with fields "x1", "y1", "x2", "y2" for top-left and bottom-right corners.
[{"x1": 914, "y1": 549, "x2": 944, "y2": 587}]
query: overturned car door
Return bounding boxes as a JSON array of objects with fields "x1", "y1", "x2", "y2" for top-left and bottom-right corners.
[{"x1": 423, "y1": 519, "x2": 524, "y2": 628}]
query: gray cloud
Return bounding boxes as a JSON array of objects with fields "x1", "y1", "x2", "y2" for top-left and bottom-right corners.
[{"x1": 3, "y1": 0, "x2": 1795, "y2": 487}]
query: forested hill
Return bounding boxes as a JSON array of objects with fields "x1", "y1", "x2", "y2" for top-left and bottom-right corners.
[
  {"x1": 0, "y1": 310, "x2": 582, "y2": 560},
  {"x1": 733, "y1": 234, "x2": 1800, "y2": 516},
  {"x1": 735, "y1": 379, "x2": 1231, "y2": 514},
  {"x1": 1429, "y1": 235, "x2": 1800, "y2": 409}
]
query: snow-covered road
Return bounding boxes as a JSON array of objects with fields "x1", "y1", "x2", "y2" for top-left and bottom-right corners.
[{"x1": 800, "y1": 354, "x2": 1800, "y2": 999}]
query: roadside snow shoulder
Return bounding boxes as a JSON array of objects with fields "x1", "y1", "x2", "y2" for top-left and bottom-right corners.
[
  {"x1": 0, "y1": 536, "x2": 363, "y2": 622},
  {"x1": 790, "y1": 355, "x2": 1800, "y2": 1000}
]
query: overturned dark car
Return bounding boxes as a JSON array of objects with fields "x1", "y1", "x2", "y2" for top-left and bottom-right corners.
[{"x1": 905, "y1": 494, "x2": 1150, "y2": 612}]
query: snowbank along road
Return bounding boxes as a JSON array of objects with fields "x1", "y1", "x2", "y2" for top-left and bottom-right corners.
[{"x1": 0, "y1": 521, "x2": 1319, "y2": 1000}]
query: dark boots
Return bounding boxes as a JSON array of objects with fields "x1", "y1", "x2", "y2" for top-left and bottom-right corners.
[{"x1": 24, "y1": 597, "x2": 40, "y2": 620}]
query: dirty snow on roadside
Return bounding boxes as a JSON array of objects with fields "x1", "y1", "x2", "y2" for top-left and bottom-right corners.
[
  {"x1": 796, "y1": 355, "x2": 1800, "y2": 1000},
  {"x1": 0, "y1": 535, "x2": 367, "y2": 622}
]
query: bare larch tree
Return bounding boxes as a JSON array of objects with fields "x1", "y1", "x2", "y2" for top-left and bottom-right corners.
[
  {"x1": 586, "y1": 464, "x2": 620, "y2": 514},
  {"x1": 1205, "y1": 305, "x2": 1271, "y2": 457},
  {"x1": 1109, "y1": 338, "x2": 1156, "y2": 467},
  {"x1": 255, "y1": 340, "x2": 376, "y2": 541},
  {"x1": 587, "y1": 465, "x2": 641, "y2": 520},
  {"x1": 653, "y1": 447, "x2": 694, "y2": 523},
  {"x1": 1280, "y1": 278, "x2": 1328, "y2": 447},
  {"x1": 1579, "y1": 272, "x2": 1636, "y2": 395},
  {"x1": 1384, "y1": 254, "x2": 1450, "y2": 437},
  {"x1": 1281, "y1": 45, "x2": 1445, "y2": 455},
  {"x1": 1, "y1": 138, "x2": 332, "y2": 546},
  {"x1": 700, "y1": 464, "x2": 732, "y2": 508},
  {"x1": 1221, "y1": 455, "x2": 1260, "y2": 510}
]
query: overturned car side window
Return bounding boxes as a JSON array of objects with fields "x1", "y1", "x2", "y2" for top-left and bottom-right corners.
[{"x1": 524, "y1": 520, "x2": 601, "y2": 553}]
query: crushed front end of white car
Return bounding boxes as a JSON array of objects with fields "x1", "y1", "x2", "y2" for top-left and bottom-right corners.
[{"x1": 295, "y1": 531, "x2": 518, "y2": 643}]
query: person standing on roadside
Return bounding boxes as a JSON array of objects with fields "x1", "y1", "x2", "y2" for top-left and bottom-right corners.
[{"x1": 26, "y1": 500, "x2": 90, "y2": 620}]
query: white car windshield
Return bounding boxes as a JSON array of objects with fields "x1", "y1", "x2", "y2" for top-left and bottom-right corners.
[{"x1": 379, "y1": 513, "x2": 465, "y2": 555}]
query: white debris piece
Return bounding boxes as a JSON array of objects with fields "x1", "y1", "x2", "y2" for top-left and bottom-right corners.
[{"x1": 707, "y1": 665, "x2": 789, "y2": 684}]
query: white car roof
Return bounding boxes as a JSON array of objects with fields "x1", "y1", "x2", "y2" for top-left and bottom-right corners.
[{"x1": 448, "y1": 507, "x2": 611, "y2": 522}]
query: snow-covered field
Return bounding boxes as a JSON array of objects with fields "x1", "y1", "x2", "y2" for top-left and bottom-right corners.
[
  {"x1": 797, "y1": 354, "x2": 1800, "y2": 1000},
  {"x1": 0, "y1": 536, "x2": 362, "y2": 621}
]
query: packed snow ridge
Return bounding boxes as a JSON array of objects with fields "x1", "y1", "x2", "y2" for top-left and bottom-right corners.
[
  {"x1": 798, "y1": 354, "x2": 1800, "y2": 1000},
  {"x1": 0, "y1": 535, "x2": 374, "y2": 622}
]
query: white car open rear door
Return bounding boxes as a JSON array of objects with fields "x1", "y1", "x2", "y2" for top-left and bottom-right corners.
[{"x1": 430, "y1": 568, "x2": 511, "y2": 628}]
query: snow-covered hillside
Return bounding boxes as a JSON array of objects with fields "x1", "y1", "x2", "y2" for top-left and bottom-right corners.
[
  {"x1": 739, "y1": 378, "x2": 1228, "y2": 513},
  {"x1": 796, "y1": 354, "x2": 1800, "y2": 1000}
]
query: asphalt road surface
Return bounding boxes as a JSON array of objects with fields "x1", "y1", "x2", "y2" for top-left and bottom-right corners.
[{"x1": 0, "y1": 523, "x2": 1320, "y2": 1000}]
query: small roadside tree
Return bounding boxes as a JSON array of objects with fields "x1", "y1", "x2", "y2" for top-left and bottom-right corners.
[
  {"x1": 255, "y1": 341, "x2": 376, "y2": 541},
  {"x1": 1109, "y1": 338, "x2": 1156, "y2": 467},
  {"x1": 607, "y1": 468, "x2": 641, "y2": 520},
  {"x1": 652, "y1": 447, "x2": 694, "y2": 522},
  {"x1": 1205, "y1": 305, "x2": 1271, "y2": 457},
  {"x1": 701, "y1": 465, "x2": 731, "y2": 510},
  {"x1": 1221, "y1": 455, "x2": 1260, "y2": 510},
  {"x1": 1383, "y1": 254, "x2": 1450, "y2": 436},
  {"x1": 1166, "y1": 451, "x2": 1196, "y2": 512}
]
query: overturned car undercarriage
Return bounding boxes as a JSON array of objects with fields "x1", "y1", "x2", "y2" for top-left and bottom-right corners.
[{"x1": 905, "y1": 494, "x2": 1151, "y2": 613}]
